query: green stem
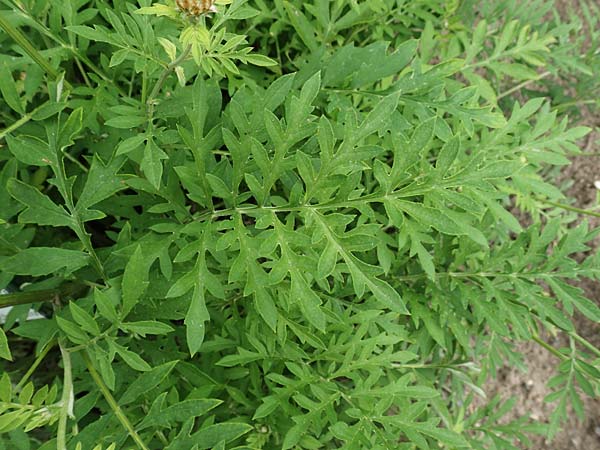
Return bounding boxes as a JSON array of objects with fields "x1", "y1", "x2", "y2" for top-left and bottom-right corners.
[
  {"x1": 146, "y1": 45, "x2": 192, "y2": 121},
  {"x1": 74, "y1": 58, "x2": 92, "y2": 88},
  {"x1": 141, "y1": 405, "x2": 169, "y2": 446},
  {"x1": 0, "y1": 10, "x2": 60, "y2": 80},
  {"x1": 74, "y1": 221, "x2": 107, "y2": 282},
  {"x1": 66, "y1": 325, "x2": 118, "y2": 353},
  {"x1": 532, "y1": 334, "x2": 566, "y2": 361},
  {"x1": 0, "y1": 289, "x2": 58, "y2": 307},
  {"x1": 540, "y1": 199, "x2": 600, "y2": 218},
  {"x1": 64, "y1": 151, "x2": 89, "y2": 173},
  {"x1": 16, "y1": 339, "x2": 56, "y2": 391},
  {"x1": 82, "y1": 351, "x2": 150, "y2": 450},
  {"x1": 52, "y1": 127, "x2": 107, "y2": 282},
  {"x1": 463, "y1": 47, "x2": 522, "y2": 71},
  {"x1": 0, "y1": 100, "x2": 52, "y2": 141},
  {"x1": 57, "y1": 339, "x2": 74, "y2": 450},
  {"x1": 569, "y1": 332, "x2": 600, "y2": 359},
  {"x1": 141, "y1": 68, "x2": 148, "y2": 105},
  {"x1": 0, "y1": 283, "x2": 87, "y2": 308},
  {"x1": 1, "y1": 2, "x2": 127, "y2": 96},
  {"x1": 555, "y1": 99, "x2": 597, "y2": 111},
  {"x1": 497, "y1": 71, "x2": 551, "y2": 100}
]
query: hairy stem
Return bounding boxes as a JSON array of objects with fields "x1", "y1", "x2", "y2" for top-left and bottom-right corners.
[
  {"x1": 57, "y1": 339, "x2": 74, "y2": 450},
  {"x1": 0, "y1": 283, "x2": 88, "y2": 308},
  {"x1": 82, "y1": 351, "x2": 150, "y2": 450},
  {"x1": 569, "y1": 332, "x2": 600, "y2": 358},
  {"x1": 532, "y1": 334, "x2": 566, "y2": 361},
  {"x1": 0, "y1": 100, "x2": 51, "y2": 141},
  {"x1": 146, "y1": 45, "x2": 192, "y2": 121},
  {"x1": 497, "y1": 71, "x2": 551, "y2": 100},
  {"x1": 540, "y1": 199, "x2": 600, "y2": 218},
  {"x1": 52, "y1": 125, "x2": 108, "y2": 282},
  {"x1": 16, "y1": 339, "x2": 56, "y2": 391},
  {"x1": 0, "y1": 11, "x2": 60, "y2": 80},
  {"x1": 1, "y1": 1, "x2": 127, "y2": 96}
]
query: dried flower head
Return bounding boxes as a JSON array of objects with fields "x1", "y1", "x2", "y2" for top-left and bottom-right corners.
[{"x1": 176, "y1": 0, "x2": 217, "y2": 16}]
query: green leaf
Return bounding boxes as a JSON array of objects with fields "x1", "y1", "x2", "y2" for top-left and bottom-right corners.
[
  {"x1": 190, "y1": 423, "x2": 253, "y2": 449},
  {"x1": 69, "y1": 302, "x2": 100, "y2": 336},
  {"x1": 206, "y1": 174, "x2": 233, "y2": 202},
  {"x1": 0, "y1": 410, "x2": 28, "y2": 433},
  {"x1": 0, "y1": 328, "x2": 12, "y2": 361},
  {"x1": 185, "y1": 287, "x2": 210, "y2": 357},
  {"x1": 282, "y1": 2, "x2": 318, "y2": 52},
  {"x1": 0, "y1": 373, "x2": 11, "y2": 401},
  {"x1": 411, "y1": 423, "x2": 469, "y2": 447},
  {"x1": 244, "y1": 53, "x2": 277, "y2": 67},
  {"x1": 282, "y1": 423, "x2": 305, "y2": 449},
  {"x1": 56, "y1": 316, "x2": 89, "y2": 344},
  {"x1": 252, "y1": 396, "x2": 280, "y2": 420},
  {"x1": 291, "y1": 273, "x2": 326, "y2": 331},
  {"x1": 394, "y1": 200, "x2": 466, "y2": 237},
  {"x1": 216, "y1": 348, "x2": 262, "y2": 367},
  {"x1": 141, "y1": 138, "x2": 168, "y2": 189},
  {"x1": 325, "y1": 40, "x2": 417, "y2": 88},
  {"x1": 111, "y1": 342, "x2": 151, "y2": 372},
  {"x1": 0, "y1": 64, "x2": 24, "y2": 114},
  {"x1": 8, "y1": 179, "x2": 74, "y2": 228},
  {"x1": 263, "y1": 73, "x2": 296, "y2": 112},
  {"x1": 301, "y1": 70, "x2": 322, "y2": 99},
  {"x1": 138, "y1": 398, "x2": 222, "y2": 430},
  {"x1": 94, "y1": 288, "x2": 120, "y2": 323},
  {"x1": 0, "y1": 248, "x2": 89, "y2": 276},
  {"x1": 365, "y1": 276, "x2": 408, "y2": 314},
  {"x1": 354, "y1": 383, "x2": 439, "y2": 399},
  {"x1": 435, "y1": 135, "x2": 460, "y2": 177},
  {"x1": 105, "y1": 115, "x2": 146, "y2": 129},
  {"x1": 121, "y1": 245, "x2": 149, "y2": 316},
  {"x1": 66, "y1": 25, "x2": 114, "y2": 43},
  {"x1": 58, "y1": 108, "x2": 84, "y2": 149},
  {"x1": 95, "y1": 347, "x2": 116, "y2": 391},
  {"x1": 120, "y1": 321, "x2": 174, "y2": 336},
  {"x1": 546, "y1": 278, "x2": 600, "y2": 322},
  {"x1": 116, "y1": 135, "x2": 146, "y2": 155},
  {"x1": 76, "y1": 155, "x2": 127, "y2": 212},
  {"x1": 355, "y1": 93, "x2": 399, "y2": 141},
  {"x1": 254, "y1": 288, "x2": 278, "y2": 332},
  {"x1": 134, "y1": 4, "x2": 178, "y2": 17},
  {"x1": 18, "y1": 382, "x2": 34, "y2": 404},
  {"x1": 413, "y1": 303, "x2": 446, "y2": 348},
  {"x1": 6, "y1": 135, "x2": 55, "y2": 166},
  {"x1": 120, "y1": 361, "x2": 178, "y2": 405}
]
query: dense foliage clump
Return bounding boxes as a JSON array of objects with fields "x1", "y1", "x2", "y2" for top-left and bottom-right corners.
[{"x1": 0, "y1": 0, "x2": 599, "y2": 448}]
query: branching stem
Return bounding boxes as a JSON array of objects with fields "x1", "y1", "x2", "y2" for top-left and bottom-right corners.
[
  {"x1": 532, "y1": 334, "x2": 566, "y2": 361},
  {"x1": 16, "y1": 339, "x2": 56, "y2": 391},
  {"x1": 0, "y1": 100, "x2": 51, "y2": 141},
  {"x1": 497, "y1": 71, "x2": 551, "y2": 100},
  {"x1": 82, "y1": 351, "x2": 150, "y2": 450},
  {"x1": 0, "y1": 283, "x2": 88, "y2": 308},
  {"x1": 57, "y1": 339, "x2": 74, "y2": 450},
  {"x1": 569, "y1": 332, "x2": 600, "y2": 358},
  {"x1": 540, "y1": 199, "x2": 600, "y2": 218},
  {"x1": 146, "y1": 45, "x2": 192, "y2": 121},
  {"x1": 0, "y1": 11, "x2": 60, "y2": 80}
]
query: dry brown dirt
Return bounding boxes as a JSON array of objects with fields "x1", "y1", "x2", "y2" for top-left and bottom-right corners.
[
  {"x1": 480, "y1": 2, "x2": 600, "y2": 447},
  {"x1": 484, "y1": 99, "x2": 600, "y2": 449}
]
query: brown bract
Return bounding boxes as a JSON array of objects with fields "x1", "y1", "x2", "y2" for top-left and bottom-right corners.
[{"x1": 175, "y1": 0, "x2": 216, "y2": 17}]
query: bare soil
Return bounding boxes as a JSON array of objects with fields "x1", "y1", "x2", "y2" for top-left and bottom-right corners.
[
  {"x1": 484, "y1": 106, "x2": 600, "y2": 448},
  {"x1": 481, "y1": 2, "x2": 600, "y2": 446}
]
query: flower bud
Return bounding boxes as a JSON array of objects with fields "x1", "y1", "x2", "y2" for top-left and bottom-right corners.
[{"x1": 176, "y1": 0, "x2": 217, "y2": 16}]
